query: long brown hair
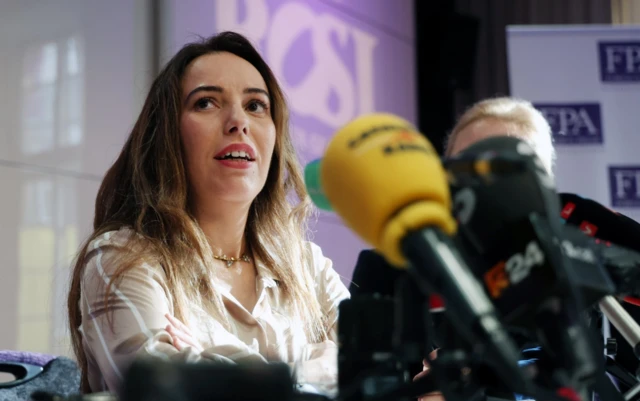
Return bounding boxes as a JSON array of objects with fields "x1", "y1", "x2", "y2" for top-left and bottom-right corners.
[{"x1": 68, "y1": 31, "x2": 325, "y2": 392}]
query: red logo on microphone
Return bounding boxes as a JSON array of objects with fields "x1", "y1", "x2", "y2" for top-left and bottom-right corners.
[
  {"x1": 579, "y1": 221, "x2": 598, "y2": 237},
  {"x1": 429, "y1": 294, "x2": 445, "y2": 312},
  {"x1": 561, "y1": 202, "x2": 576, "y2": 219},
  {"x1": 556, "y1": 387, "x2": 581, "y2": 401},
  {"x1": 485, "y1": 261, "x2": 508, "y2": 298}
]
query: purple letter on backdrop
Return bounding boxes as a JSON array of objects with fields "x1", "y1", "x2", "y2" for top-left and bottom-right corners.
[
  {"x1": 599, "y1": 41, "x2": 640, "y2": 82},
  {"x1": 609, "y1": 166, "x2": 640, "y2": 207},
  {"x1": 534, "y1": 103, "x2": 603, "y2": 145}
]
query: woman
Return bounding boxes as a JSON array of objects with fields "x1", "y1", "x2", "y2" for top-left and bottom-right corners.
[{"x1": 67, "y1": 31, "x2": 349, "y2": 394}]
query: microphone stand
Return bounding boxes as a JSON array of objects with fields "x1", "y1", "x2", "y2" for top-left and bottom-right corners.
[
  {"x1": 393, "y1": 274, "x2": 432, "y2": 383},
  {"x1": 599, "y1": 296, "x2": 640, "y2": 401},
  {"x1": 389, "y1": 277, "x2": 576, "y2": 401},
  {"x1": 600, "y1": 297, "x2": 640, "y2": 362}
]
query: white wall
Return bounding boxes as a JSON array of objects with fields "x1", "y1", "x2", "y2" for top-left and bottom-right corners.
[{"x1": 0, "y1": 0, "x2": 153, "y2": 355}]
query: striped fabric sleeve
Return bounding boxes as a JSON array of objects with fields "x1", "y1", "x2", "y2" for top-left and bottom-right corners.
[
  {"x1": 289, "y1": 242, "x2": 351, "y2": 393},
  {"x1": 307, "y1": 242, "x2": 351, "y2": 343},
  {"x1": 79, "y1": 235, "x2": 266, "y2": 393}
]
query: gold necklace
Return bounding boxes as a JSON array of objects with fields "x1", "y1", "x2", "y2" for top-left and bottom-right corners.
[{"x1": 213, "y1": 253, "x2": 251, "y2": 267}]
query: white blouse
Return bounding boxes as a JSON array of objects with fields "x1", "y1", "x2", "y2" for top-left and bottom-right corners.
[{"x1": 79, "y1": 227, "x2": 350, "y2": 394}]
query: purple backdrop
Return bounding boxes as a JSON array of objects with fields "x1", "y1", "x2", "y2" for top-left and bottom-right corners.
[{"x1": 161, "y1": 0, "x2": 416, "y2": 283}]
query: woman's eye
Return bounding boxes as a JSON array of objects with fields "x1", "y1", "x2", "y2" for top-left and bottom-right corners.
[
  {"x1": 247, "y1": 100, "x2": 269, "y2": 113},
  {"x1": 195, "y1": 98, "x2": 214, "y2": 110}
]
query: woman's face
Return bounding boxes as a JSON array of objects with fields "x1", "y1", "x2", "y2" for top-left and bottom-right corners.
[{"x1": 180, "y1": 51, "x2": 276, "y2": 209}]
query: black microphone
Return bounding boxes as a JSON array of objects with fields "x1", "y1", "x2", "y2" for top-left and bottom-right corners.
[
  {"x1": 559, "y1": 193, "x2": 640, "y2": 254},
  {"x1": 316, "y1": 114, "x2": 531, "y2": 400},
  {"x1": 340, "y1": 249, "x2": 413, "y2": 400},
  {"x1": 121, "y1": 359, "x2": 295, "y2": 401},
  {"x1": 342, "y1": 249, "x2": 443, "y2": 400},
  {"x1": 558, "y1": 193, "x2": 640, "y2": 384},
  {"x1": 559, "y1": 193, "x2": 640, "y2": 299},
  {"x1": 348, "y1": 248, "x2": 445, "y2": 324},
  {"x1": 348, "y1": 249, "x2": 405, "y2": 298},
  {"x1": 445, "y1": 136, "x2": 604, "y2": 400},
  {"x1": 30, "y1": 393, "x2": 116, "y2": 401}
]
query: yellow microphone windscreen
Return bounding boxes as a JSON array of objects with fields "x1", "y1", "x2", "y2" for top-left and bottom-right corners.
[{"x1": 321, "y1": 113, "x2": 456, "y2": 266}]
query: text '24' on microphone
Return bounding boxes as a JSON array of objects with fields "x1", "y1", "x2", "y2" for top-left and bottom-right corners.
[{"x1": 443, "y1": 136, "x2": 615, "y2": 401}]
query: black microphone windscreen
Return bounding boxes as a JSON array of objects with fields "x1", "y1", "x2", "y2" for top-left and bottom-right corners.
[
  {"x1": 558, "y1": 193, "x2": 640, "y2": 378},
  {"x1": 559, "y1": 193, "x2": 640, "y2": 254},
  {"x1": 348, "y1": 249, "x2": 405, "y2": 297},
  {"x1": 446, "y1": 136, "x2": 572, "y2": 327},
  {"x1": 448, "y1": 136, "x2": 560, "y2": 255}
]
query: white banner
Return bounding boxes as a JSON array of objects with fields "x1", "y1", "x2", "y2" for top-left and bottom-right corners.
[{"x1": 506, "y1": 25, "x2": 640, "y2": 222}]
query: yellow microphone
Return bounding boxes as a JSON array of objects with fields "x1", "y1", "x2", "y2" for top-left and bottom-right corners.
[
  {"x1": 320, "y1": 113, "x2": 456, "y2": 267},
  {"x1": 319, "y1": 113, "x2": 531, "y2": 395}
]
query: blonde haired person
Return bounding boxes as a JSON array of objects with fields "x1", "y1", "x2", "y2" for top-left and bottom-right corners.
[
  {"x1": 415, "y1": 97, "x2": 556, "y2": 401},
  {"x1": 68, "y1": 32, "x2": 349, "y2": 394},
  {"x1": 444, "y1": 96, "x2": 555, "y2": 176}
]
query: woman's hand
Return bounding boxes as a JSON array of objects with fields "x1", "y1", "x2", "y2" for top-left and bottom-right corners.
[
  {"x1": 413, "y1": 350, "x2": 444, "y2": 401},
  {"x1": 165, "y1": 313, "x2": 204, "y2": 353}
]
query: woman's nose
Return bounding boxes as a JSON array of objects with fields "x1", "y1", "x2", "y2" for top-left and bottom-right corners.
[{"x1": 224, "y1": 106, "x2": 249, "y2": 136}]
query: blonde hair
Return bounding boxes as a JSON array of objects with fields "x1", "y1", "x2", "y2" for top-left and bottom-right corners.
[
  {"x1": 68, "y1": 32, "x2": 326, "y2": 392},
  {"x1": 444, "y1": 97, "x2": 555, "y2": 174}
]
